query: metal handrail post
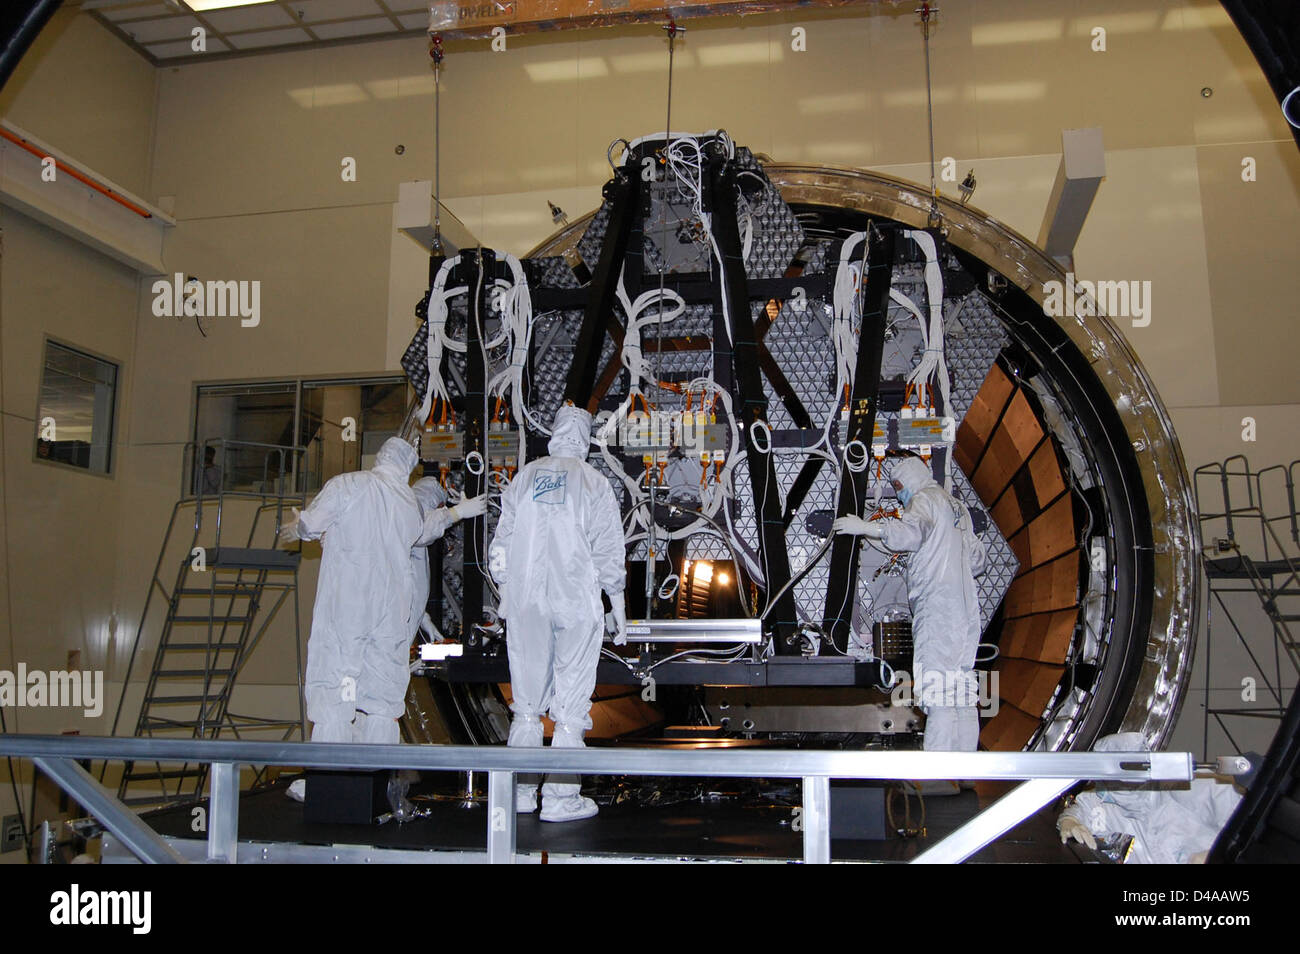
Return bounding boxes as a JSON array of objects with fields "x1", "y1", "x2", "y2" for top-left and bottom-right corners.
[
  {"x1": 1218, "y1": 457, "x2": 1235, "y2": 542},
  {"x1": 213, "y1": 438, "x2": 226, "y2": 551},
  {"x1": 37, "y1": 820, "x2": 54, "y2": 864},
  {"x1": 802, "y1": 775, "x2": 831, "y2": 864},
  {"x1": 207, "y1": 762, "x2": 239, "y2": 863},
  {"x1": 487, "y1": 770, "x2": 516, "y2": 864},
  {"x1": 1289, "y1": 460, "x2": 1300, "y2": 545},
  {"x1": 1220, "y1": 454, "x2": 1255, "y2": 545}
]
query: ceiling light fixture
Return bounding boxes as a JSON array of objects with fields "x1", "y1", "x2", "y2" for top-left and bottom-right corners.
[{"x1": 184, "y1": 0, "x2": 279, "y2": 12}]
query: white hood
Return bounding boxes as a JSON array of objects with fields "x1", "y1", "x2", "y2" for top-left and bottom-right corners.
[
  {"x1": 892, "y1": 456, "x2": 936, "y2": 496},
  {"x1": 548, "y1": 405, "x2": 592, "y2": 459},
  {"x1": 373, "y1": 437, "x2": 418, "y2": 483}
]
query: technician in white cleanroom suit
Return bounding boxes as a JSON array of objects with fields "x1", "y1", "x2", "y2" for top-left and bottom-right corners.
[
  {"x1": 1057, "y1": 733, "x2": 1244, "y2": 863},
  {"x1": 279, "y1": 438, "x2": 484, "y2": 744},
  {"x1": 833, "y1": 455, "x2": 987, "y2": 751},
  {"x1": 488, "y1": 404, "x2": 627, "y2": 823}
]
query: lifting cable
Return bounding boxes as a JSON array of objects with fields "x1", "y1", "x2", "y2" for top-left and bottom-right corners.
[
  {"x1": 657, "y1": 18, "x2": 681, "y2": 401},
  {"x1": 430, "y1": 32, "x2": 445, "y2": 253},
  {"x1": 917, "y1": 2, "x2": 941, "y2": 228},
  {"x1": 644, "y1": 18, "x2": 684, "y2": 610}
]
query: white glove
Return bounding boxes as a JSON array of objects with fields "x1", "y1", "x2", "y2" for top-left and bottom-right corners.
[
  {"x1": 832, "y1": 515, "x2": 883, "y2": 539},
  {"x1": 418, "y1": 612, "x2": 443, "y2": 642},
  {"x1": 1058, "y1": 815, "x2": 1097, "y2": 850},
  {"x1": 450, "y1": 494, "x2": 487, "y2": 520},
  {"x1": 609, "y1": 599, "x2": 628, "y2": 646},
  {"x1": 278, "y1": 507, "x2": 303, "y2": 545}
]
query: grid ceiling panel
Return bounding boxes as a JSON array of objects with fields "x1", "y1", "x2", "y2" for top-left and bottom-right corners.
[{"x1": 89, "y1": 0, "x2": 418, "y2": 64}]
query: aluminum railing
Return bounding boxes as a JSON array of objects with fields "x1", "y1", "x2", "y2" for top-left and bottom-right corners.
[{"x1": 0, "y1": 734, "x2": 1194, "y2": 864}]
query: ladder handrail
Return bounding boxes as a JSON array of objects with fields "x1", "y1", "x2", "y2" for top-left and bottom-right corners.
[
  {"x1": 1290, "y1": 460, "x2": 1300, "y2": 546},
  {"x1": 187, "y1": 438, "x2": 307, "y2": 552},
  {"x1": 1199, "y1": 456, "x2": 1300, "y2": 761},
  {"x1": 1194, "y1": 456, "x2": 1259, "y2": 541},
  {"x1": 1255, "y1": 463, "x2": 1300, "y2": 584},
  {"x1": 1197, "y1": 455, "x2": 1299, "y2": 577}
]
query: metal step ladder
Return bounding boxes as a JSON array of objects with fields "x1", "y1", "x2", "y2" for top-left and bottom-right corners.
[
  {"x1": 1195, "y1": 456, "x2": 1300, "y2": 760},
  {"x1": 108, "y1": 440, "x2": 307, "y2": 806}
]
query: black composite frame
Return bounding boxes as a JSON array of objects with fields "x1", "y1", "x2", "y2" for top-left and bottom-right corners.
[{"x1": 431, "y1": 139, "x2": 897, "y2": 689}]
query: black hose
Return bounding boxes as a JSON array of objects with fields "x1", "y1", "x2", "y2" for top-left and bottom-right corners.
[
  {"x1": 0, "y1": 0, "x2": 61, "y2": 94},
  {"x1": 760, "y1": 533, "x2": 835, "y2": 622}
]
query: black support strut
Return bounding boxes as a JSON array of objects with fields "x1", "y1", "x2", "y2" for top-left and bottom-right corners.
[
  {"x1": 705, "y1": 151, "x2": 798, "y2": 648},
  {"x1": 460, "y1": 248, "x2": 495, "y2": 641},
  {"x1": 821, "y1": 225, "x2": 896, "y2": 648},
  {"x1": 563, "y1": 172, "x2": 641, "y2": 410}
]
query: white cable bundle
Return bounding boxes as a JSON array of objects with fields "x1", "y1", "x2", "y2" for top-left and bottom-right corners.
[
  {"x1": 683, "y1": 376, "x2": 741, "y2": 518},
  {"x1": 832, "y1": 231, "x2": 869, "y2": 386},
  {"x1": 594, "y1": 269, "x2": 687, "y2": 526},
  {"x1": 477, "y1": 252, "x2": 550, "y2": 448},
  {"x1": 484, "y1": 258, "x2": 529, "y2": 400},
  {"x1": 900, "y1": 229, "x2": 950, "y2": 416},
  {"x1": 417, "y1": 255, "x2": 466, "y2": 422},
  {"x1": 596, "y1": 400, "x2": 650, "y2": 512},
  {"x1": 614, "y1": 267, "x2": 686, "y2": 395},
  {"x1": 891, "y1": 286, "x2": 928, "y2": 369},
  {"x1": 817, "y1": 231, "x2": 870, "y2": 455},
  {"x1": 418, "y1": 252, "x2": 546, "y2": 467},
  {"x1": 737, "y1": 190, "x2": 754, "y2": 264},
  {"x1": 721, "y1": 499, "x2": 766, "y2": 586},
  {"x1": 664, "y1": 135, "x2": 708, "y2": 228},
  {"x1": 475, "y1": 251, "x2": 552, "y2": 460},
  {"x1": 662, "y1": 135, "x2": 732, "y2": 346},
  {"x1": 735, "y1": 168, "x2": 768, "y2": 266},
  {"x1": 661, "y1": 133, "x2": 745, "y2": 346}
]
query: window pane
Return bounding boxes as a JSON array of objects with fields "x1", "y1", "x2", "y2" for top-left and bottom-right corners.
[
  {"x1": 193, "y1": 383, "x2": 297, "y2": 495},
  {"x1": 36, "y1": 342, "x2": 117, "y2": 475},
  {"x1": 299, "y1": 378, "x2": 407, "y2": 492}
]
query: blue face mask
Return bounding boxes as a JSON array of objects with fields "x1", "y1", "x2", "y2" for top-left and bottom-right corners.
[{"x1": 897, "y1": 487, "x2": 914, "y2": 508}]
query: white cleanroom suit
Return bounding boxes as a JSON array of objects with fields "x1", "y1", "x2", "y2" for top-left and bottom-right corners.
[
  {"x1": 1058, "y1": 733, "x2": 1243, "y2": 863},
  {"x1": 284, "y1": 437, "x2": 448, "y2": 745},
  {"x1": 834, "y1": 456, "x2": 986, "y2": 751},
  {"x1": 489, "y1": 404, "x2": 627, "y2": 822}
]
